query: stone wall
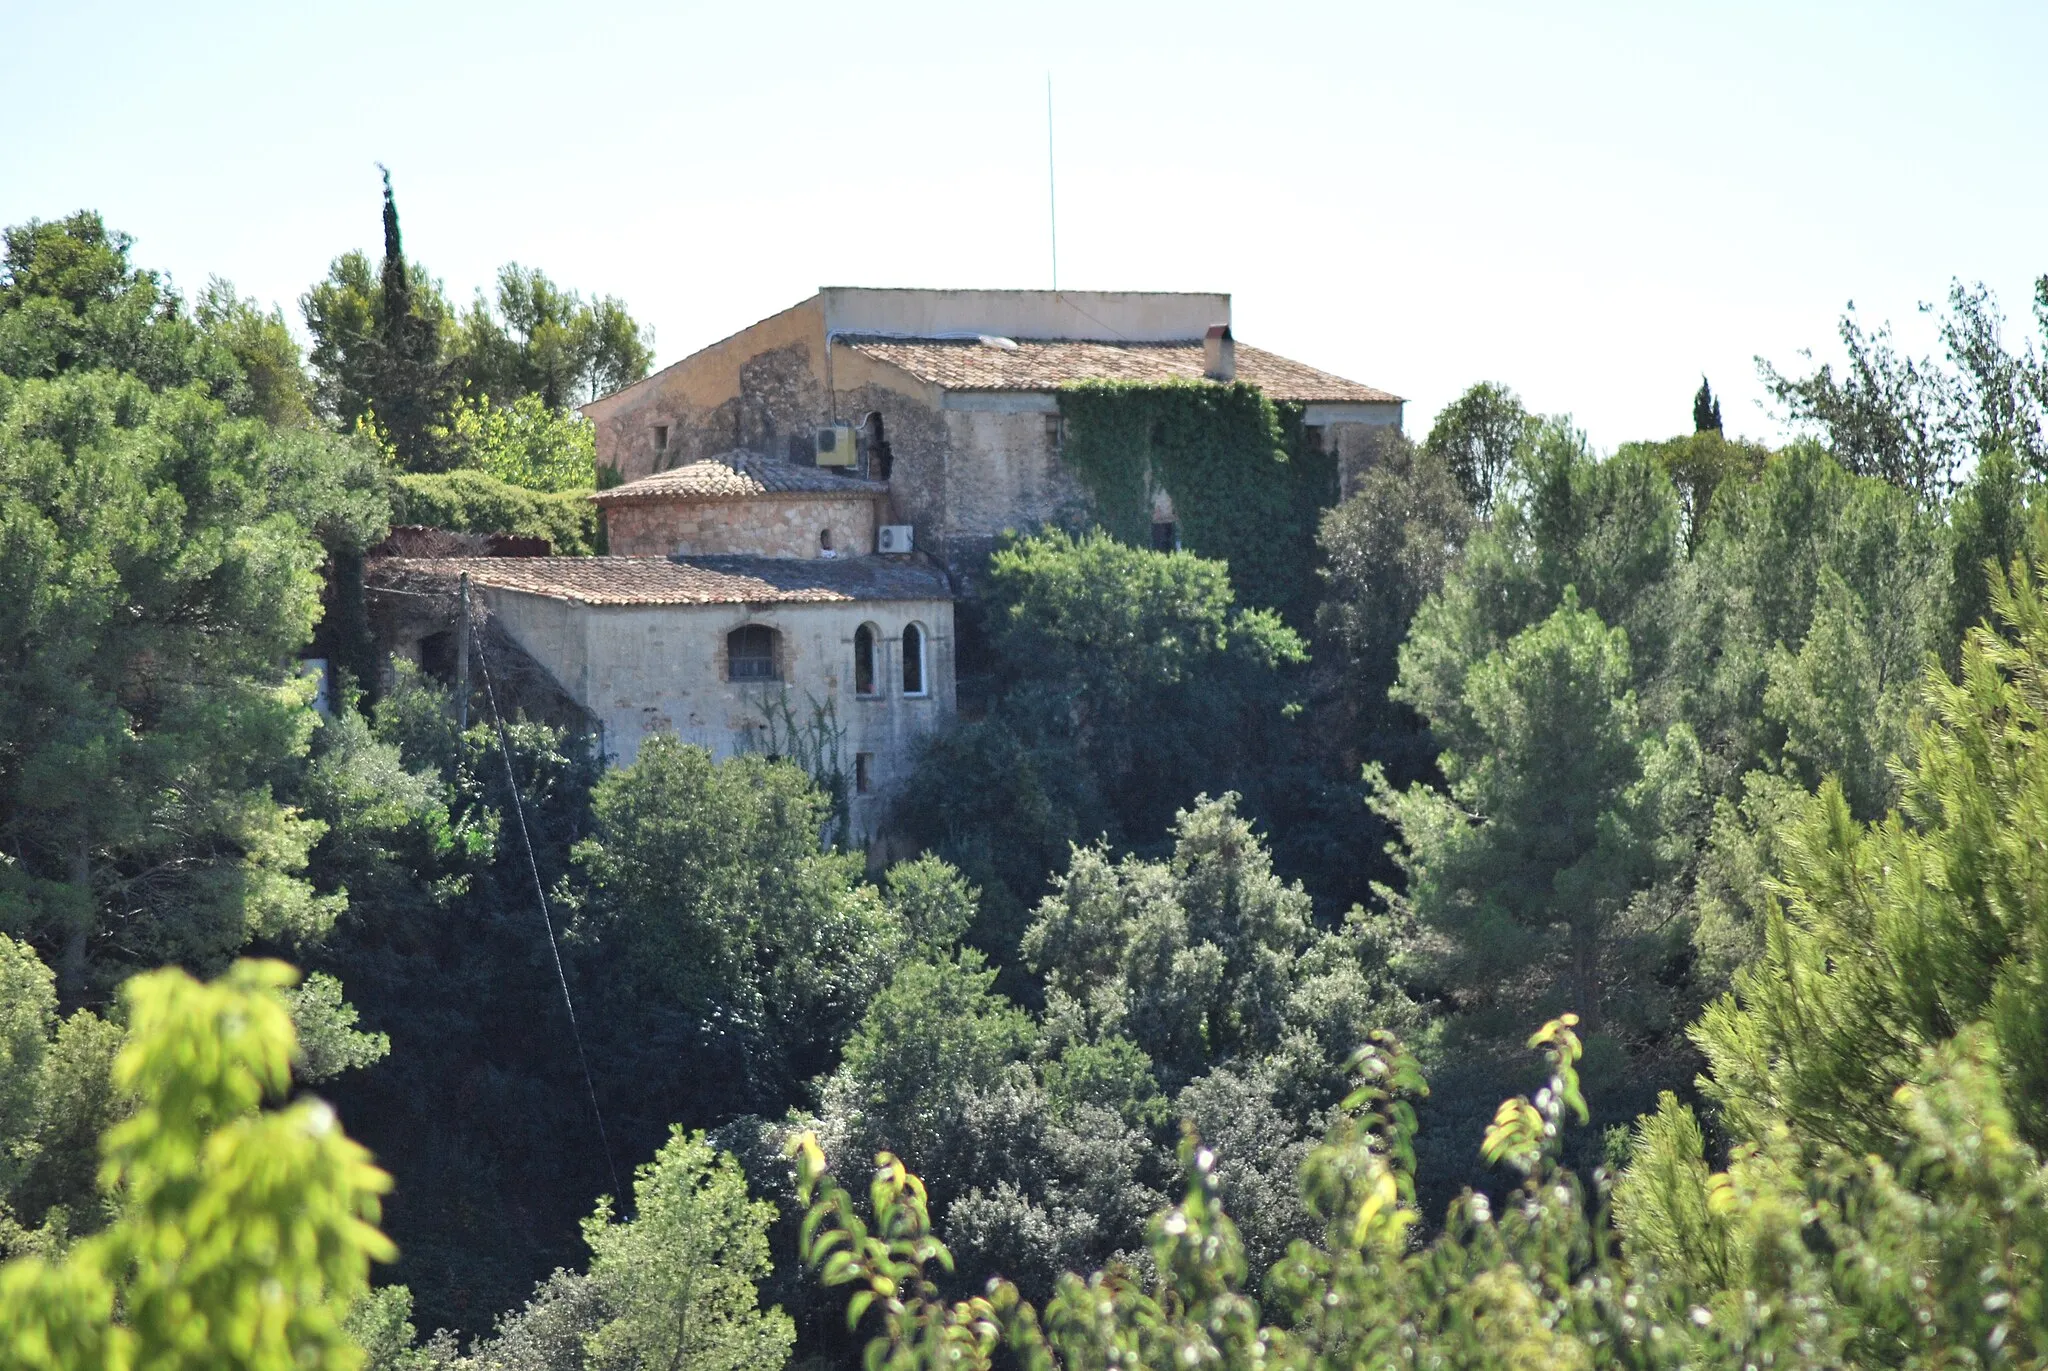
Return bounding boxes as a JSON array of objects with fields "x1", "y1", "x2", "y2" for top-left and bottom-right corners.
[
  {"x1": 588, "y1": 299, "x2": 1410, "y2": 587},
  {"x1": 478, "y1": 587, "x2": 956, "y2": 842},
  {"x1": 604, "y1": 493, "x2": 881, "y2": 558},
  {"x1": 833, "y1": 380, "x2": 952, "y2": 562},
  {"x1": 938, "y1": 405, "x2": 1090, "y2": 577},
  {"x1": 588, "y1": 301, "x2": 830, "y2": 481}
]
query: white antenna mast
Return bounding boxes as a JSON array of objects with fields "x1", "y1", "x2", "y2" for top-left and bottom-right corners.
[{"x1": 1047, "y1": 73, "x2": 1058, "y2": 291}]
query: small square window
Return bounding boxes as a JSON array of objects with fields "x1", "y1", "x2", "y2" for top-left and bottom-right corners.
[{"x1": 727, "y1": 625, "x2": 779, "y2": 681}]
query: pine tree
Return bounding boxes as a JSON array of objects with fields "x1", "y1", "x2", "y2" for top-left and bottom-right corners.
[
  {"x1": 1693, "y1": 375, "x2": 1724, "y2": 433},
  {"x1": 1613, "y1": 558, "x2": 2048, "y2": 1360}
]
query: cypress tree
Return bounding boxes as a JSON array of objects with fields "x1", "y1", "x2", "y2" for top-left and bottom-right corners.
[
  {"x1": 371, "y1": 166, "x2": 456, "y2": 470},
  {"x1": 1692, "y1": 375, "x2": 1724, "y2": 433}
]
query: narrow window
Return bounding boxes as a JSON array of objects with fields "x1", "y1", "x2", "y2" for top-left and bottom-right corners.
[
  {"x1": 1151, "y1": 521, "x2": 1178, "y2": 552},
  {"x1": 902, "y1": 622, "x2": 927, "y2": 697},
  {"x1": 819, "y1": 527, "x2": 834, "y2": 554},
  {"x1": 854, "y1": 624, "x2": 879, "y2": 696},
  {"x1": 653, "y1": 424, "x2": 669, "y2": 453},
  {"x1": 863, "y1": 412, "x2": 893, "y2": 481},
  {"x1": 727, "y1": 625, "x2": 779, "y2": 682},
  {"x1": 855, "y1": 752, "x2": 873, "y2": 794},
  {"x1": 1045, "y1": 412, "x2": 1064, "y2": 452}
]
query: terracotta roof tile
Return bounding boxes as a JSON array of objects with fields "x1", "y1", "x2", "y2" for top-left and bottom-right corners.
[
  {"x1": 368, "y1": 555, "x2": 950, "y2": 607},
  {"x1": 592, "y1": 450, "x2": 889, "y2": 505},
  {"x1": 843, "y1": 338, "x2": 1400, "y2": 404}
]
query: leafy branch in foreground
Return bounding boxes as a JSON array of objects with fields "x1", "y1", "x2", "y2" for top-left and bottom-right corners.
[
  {"x1": 792, "y1": 984, "x2": 2048, "y2": 1369},
  {"x1": 0, "y1": 959, "x2": 393, "y2": 1371},
  {"x1": 789, "y1": 1019, "x2": 1702, "y2": 1371}
]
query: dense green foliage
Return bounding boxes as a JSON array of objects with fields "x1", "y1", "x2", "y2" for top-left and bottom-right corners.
[
  {"x1": 453, "y1": 265, "x2": 652, "y2": 415},
  {"x1": 300, "y1": 173, "x2": 647, "y2": 485},
  {"x1": 390, "y1": 470, "x2": 600, "y2": 553},
  {"x1": 16, "y1": 194, "x2": 2048, "y2": 1370},
  {"x1": 0, "y1": 362, "x2": 385, "y2": 1004},
  {"x1": 770, "y1": 795, "x2": 1418, "y2": 1309},
  {"x1": 894, "y1": 530, "x2": 1309, "y2": 949},
  {"x1": 0, "y1": 957, "x2": 393, "y2": 1371},
  {"x1": 1760, "y1": 277, "x2": 2048, "y2": 497},
  {"x1": 799, "y1": 633, "x2": 2048, "y2": 1368},
  {"x1": 432, "y1": 393, "x2": 598, "y2": 493},
  {"x1": 1422, "y1": 379, "x2": 1537, "y2": 513},
  {"x1": 1054, "y1": 381, "x2": 1337, "y2": 625}
]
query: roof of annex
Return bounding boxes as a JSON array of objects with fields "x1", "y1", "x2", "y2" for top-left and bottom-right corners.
[
  {"x1": 590, "y1": 451, "x2": 890, "y2": 506},
  {"x1": 368, "y1": 554, "x2": 952, "y2": 607}
]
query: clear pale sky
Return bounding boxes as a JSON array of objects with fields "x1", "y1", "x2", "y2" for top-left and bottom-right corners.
[{"x1": 5, "y1": 0, "x2": 2043, "y2": 447}]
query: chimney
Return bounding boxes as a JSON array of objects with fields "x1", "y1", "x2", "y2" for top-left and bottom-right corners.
[{"x1": 1203, "y1": 324, "x2": 1235, "y2": 382}]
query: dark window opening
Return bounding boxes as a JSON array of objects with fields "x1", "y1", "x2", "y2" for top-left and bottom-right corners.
[
  {"x1": 727, "y1": 625, "x2": 779, "y2": 682},
  {"x1": 1045, "y1": 413, "x2": 1064, "y2": 452},
  {"x1": 419, "y1": 630, "x2": 456, "y2": 682},
  {"x1": 788, "y1": 433, "x2": 814, "y2": 466},
  {"x1": 854, "y1": 624, "x2": 878, "y2": 696},
  {"x1": 820, "y1": 527, "x2": 834, "y2": 553},
  {"x1": 653, "y1": 424, "x2": 668, "y2": 453},
  {"x1": 1151, "y1": 521, "x2": 1179, "y2": 553},
  {"x1": 855, "y1": 752, "x2": 873, "y2": 794},
  {"x1": 902, "y1": 622, "x2": 926, "y2": 696},
  {"x1": 863, "y1": 412, "x2": 893, "y2": 482}
]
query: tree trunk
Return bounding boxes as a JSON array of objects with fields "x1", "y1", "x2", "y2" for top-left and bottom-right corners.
[
  {"x1": 1568, "y1": 916, "x2": 1602, "y2": 1032},
  {"x1": 61, "y1": 835, "x2": 92, "y2": 1005}
]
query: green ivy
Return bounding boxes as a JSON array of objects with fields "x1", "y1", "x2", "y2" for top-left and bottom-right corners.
[{"x1": 1056, "y1": 380, "x2": 1336, "y2": 626}]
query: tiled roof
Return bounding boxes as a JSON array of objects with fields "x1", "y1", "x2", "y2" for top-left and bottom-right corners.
[
  {"x1": 842, "y1": 338, "x2": 1401, "y2": 404},
  {"x1": 368, "y1": 555, "x2": 951, "y2": 607},
  {"x1": 592, "y1": 451, "x2": 889, "y2": 505}
]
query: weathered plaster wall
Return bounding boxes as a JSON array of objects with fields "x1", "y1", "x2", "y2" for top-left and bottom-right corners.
[
  {"x1": 937, "y1": 407, "x2": 1091, "y2": 576},
  {"x1": 479, "y1": 588, "x2": 955, "y2": 840},
  {"x1": 818, "y1": 288, "x2": 1228, "y2": 343},
  {"x1": 604, "y1": 494, "x2": 881, "y2": 558},
  {"x1": 1327, "y1": 420, "x2": 1407, "y2": 501},
  {"x1": 587, "y1": 301, "x2": 828, "y2": 480},
  {"x1": 830, "y1": 376, "x2": 953, "y2": 563}
]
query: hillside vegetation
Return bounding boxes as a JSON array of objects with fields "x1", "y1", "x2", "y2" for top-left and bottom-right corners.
[{"x1": 7, "y1": 200, "x2": 2048, "y2": 1370}]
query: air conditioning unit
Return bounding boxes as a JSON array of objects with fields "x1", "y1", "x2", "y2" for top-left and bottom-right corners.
[
  {"x1": 814, "y1": 424, "x2": 858, "y2": 467},
  {"x1": 877, "y1": 525, "x2": 914, "y2": 554}
]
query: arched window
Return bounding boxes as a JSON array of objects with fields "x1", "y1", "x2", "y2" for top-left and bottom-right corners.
[
  {"x1": 854, "y1": 623, "x2": 878, "y2": 697},
  {"x1": 727, "y1": 625, "x2": 779, "y2": 682},
  {"x1": 901, "y1": 622, "x2": 927, "y2": 697},
  {"x1": 819, "y1": 527, "x2": 834, "y2": 553}
]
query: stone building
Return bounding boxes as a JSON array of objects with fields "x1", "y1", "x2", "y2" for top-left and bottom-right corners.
[
  {"x1": 361, "y1": 287, "x2": 1399, "y2": 848},
  {"x1": 594, "y1": 451, "x2": 889, "y2": 559},
  {"x1": 580, "y1": 288, "x2": 1403, "y2": 580},
  {"x1": 367, "y1": 552, "x2": 953, "y2": 842}
]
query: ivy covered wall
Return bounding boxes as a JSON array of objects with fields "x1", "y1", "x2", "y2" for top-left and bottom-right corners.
[{"x1": 1055, "y1": 380, "x2": 1337, "y2": 627}]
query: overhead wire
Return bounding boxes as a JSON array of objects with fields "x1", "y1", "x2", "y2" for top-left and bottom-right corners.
[{"x1": 465, "y1": 602, "x2": 623, "y2": 1197}]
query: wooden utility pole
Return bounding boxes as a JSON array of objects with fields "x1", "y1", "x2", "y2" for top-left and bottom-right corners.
[{"x1": 456, "y1": 571, "x2": 470, "y2": 731}]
